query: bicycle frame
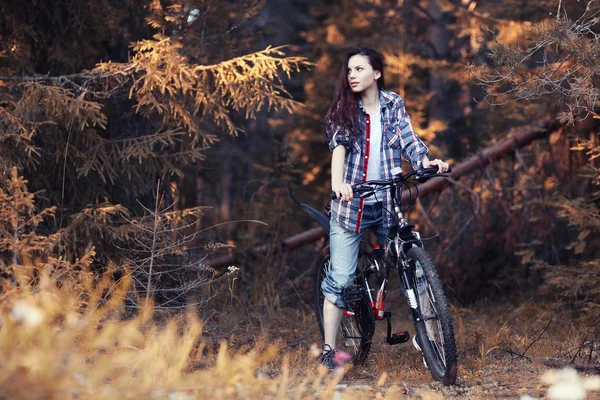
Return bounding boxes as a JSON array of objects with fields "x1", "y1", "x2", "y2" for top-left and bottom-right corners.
[
  {"x1": 298, "y1": 166, "x2": 457, "y2": 384},
  {"x1": 294, "y1": 166, "x2": 449, "y2": 343},
  {"x1": 341, "y1": 166, "x2": 449, "y2": 340}
]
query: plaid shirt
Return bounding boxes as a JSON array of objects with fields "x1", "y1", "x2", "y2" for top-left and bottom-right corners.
[{"x1": 327, "y1": 90, "x2": 429, "y2": 233}]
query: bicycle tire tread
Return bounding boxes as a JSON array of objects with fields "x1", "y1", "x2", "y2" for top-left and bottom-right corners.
[{"x1": 407, "y1": 246, "x2": 458, "y2": 385}]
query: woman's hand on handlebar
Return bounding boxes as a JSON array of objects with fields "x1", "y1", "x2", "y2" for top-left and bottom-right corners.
[
  {"x1": 331, "y1": 181, "x2": 353, "y2": 202},
  {"x1": 423, "y1": 157, "x2": 450, "y2": 173}
]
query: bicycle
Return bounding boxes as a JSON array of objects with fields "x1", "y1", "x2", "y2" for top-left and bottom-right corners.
[{"x1": 298, "y1": 166, "x2": 458, "y2": 385}]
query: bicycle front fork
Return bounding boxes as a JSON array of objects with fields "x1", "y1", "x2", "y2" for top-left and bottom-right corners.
[{"x1": 399, "y1": 265, "x2": 426, "y2": 324}]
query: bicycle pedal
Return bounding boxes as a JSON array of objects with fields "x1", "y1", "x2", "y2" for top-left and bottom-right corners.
[{"x1": 387, "y1": 331, "x2": 410, "y2": 345}]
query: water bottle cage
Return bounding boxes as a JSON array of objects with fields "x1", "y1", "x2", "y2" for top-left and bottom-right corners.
[{"x1": 342, "y1": 284, "x2": 367, "y2": 305}]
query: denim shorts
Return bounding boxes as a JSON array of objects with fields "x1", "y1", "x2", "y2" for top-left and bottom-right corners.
[{"x1": 321, "y1": 202, "x2": 389, "y2": 308}]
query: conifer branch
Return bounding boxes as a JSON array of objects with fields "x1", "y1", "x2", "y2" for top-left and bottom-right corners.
[{"x1": 470, "y1": 1, "x2": 600, "y2": 123}]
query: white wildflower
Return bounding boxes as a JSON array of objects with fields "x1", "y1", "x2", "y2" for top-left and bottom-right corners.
[
  {"x1": 169, "y1": 391, "x2": 194, "y2": 400},
  {"x1": 309, "y1": 342, "x2": 321, "y2": 358},
  {"x1": 228, "y1": 265, "x2": 239, "y2": 273},
  {"x1": 11, "y1": 300, "x2": 44, "y2": 327},
  {"x1": 583, "y1": 376, "x2": 600, "y2": 391},
  {"x1": 543, "y1": 368, "x2": 587, "y2": 400}
]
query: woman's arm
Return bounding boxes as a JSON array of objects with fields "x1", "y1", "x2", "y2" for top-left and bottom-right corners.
[
  {"x1": 331, "y1": 145, "x2": 353, "y2": 201},
  {"x1": 392, "y1": 98, "x2": 448, "y2": 173},
  {"x1": 393, "y1": 98, "x2": 429, "y2": 169}
]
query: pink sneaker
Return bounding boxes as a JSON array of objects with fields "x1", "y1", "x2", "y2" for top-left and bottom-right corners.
[
  {"x1": 321, "y1": 344, "x2": 352, "y2": 373},
  {"x1": 333, "y1": 349, "x2": 352, "y2": 366}
]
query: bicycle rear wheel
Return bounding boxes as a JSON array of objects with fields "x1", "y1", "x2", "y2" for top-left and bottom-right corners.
[
  {"x1": 314, "y1": 246, "x2": 374, "y2": 364},
  {"x1": 406, "y1": 246, "x2": 458, "y2": 385}
]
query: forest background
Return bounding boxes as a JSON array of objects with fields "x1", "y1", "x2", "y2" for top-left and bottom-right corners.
[{"x1": 0, "y1": 0, "x2": 599, "y2": 398}]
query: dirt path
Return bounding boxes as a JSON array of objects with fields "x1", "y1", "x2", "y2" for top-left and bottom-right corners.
[{"x1": 285, "y1": 304, "x2": 600, "y2": 399}]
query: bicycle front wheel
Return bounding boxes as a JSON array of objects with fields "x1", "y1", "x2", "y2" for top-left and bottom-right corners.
[
  {"x1": 406, "y1": 246, "x2": 458, "y2": 385},
  {"x1": 314, "y1": 246, "x2": 373, "y2": 364}
]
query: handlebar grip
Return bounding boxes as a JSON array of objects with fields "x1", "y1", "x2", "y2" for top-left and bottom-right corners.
[
  {"x1": 419, "y1": 166, "x2": 453, "y2": 175},
  {"x1": 331, "y1": 191, "x2": 361, "y2": 200},
  {"x1": 416, "y1": 166, "x2": 453, "y2": 183}
]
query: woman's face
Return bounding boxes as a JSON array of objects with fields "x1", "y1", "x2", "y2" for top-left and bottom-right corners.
[{"x1": 347, "y1": 54, "x2": 380, "y2": 93}]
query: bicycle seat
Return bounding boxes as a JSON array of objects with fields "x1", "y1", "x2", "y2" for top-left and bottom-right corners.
[{"x1": 300, "y1": 203, "x2": 330, "y2": 236}]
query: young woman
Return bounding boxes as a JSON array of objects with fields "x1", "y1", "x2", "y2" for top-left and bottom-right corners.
[{"x1": 321, "y1": 47, "x2": 449, "y2": 369}]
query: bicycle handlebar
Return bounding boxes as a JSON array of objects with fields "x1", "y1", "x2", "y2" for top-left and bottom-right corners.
[{"x1": 330, "y1": 166, "x2": 452, "y2": 200}]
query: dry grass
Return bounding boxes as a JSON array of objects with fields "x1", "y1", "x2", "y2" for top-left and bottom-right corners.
[
  {"x1": 0, "y1": 264, "x2": 391, "y2": 400},
  {"x1": 1, "y1": 262, "x2": 599, "y2": 400}
]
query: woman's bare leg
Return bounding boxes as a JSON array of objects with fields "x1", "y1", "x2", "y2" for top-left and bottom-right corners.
[{"x1": 323, "y1": 298, "x2": 344, "y2": 350}]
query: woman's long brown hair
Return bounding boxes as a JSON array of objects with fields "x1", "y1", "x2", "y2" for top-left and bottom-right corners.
[{"x1": 324, "y1": 47, "x2": 385, "y2": 140}]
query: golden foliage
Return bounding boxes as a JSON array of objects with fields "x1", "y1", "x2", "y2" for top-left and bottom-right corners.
[
  {"x1": 0, "y1": 168, "x2": 59, "y2": 264},
  {"x1": 555, "y1": 137, "x2": 600, "y2": 240},
  {"x1": 471, "y1": 1, "x2": 600, "y2": 123},
  {"x1": 541, "y1": 260, "x2": 600, "y2": 319},
  {"x1": 96, "y1": 39, "x2": 309, "y2": 143},
  {"x1": 571, "y1": 138, "x2": 600, "y2": 185},
  {"x1": 0, "y1": 39, "x2": 309, "y2": 190},
  {"x1": 0, "y1": 0, "x2": 310, "y2": 217},
  {"x1": 0, "y1": 262, "x2": 360, "y2": 399},
  {"x1": 64, "y1": 204, "x2": 132, "y2": 245},
  {"x1": 524, "y1": 132, "x2": 600, "y2": 321},
  {"x1": 0, "y1": 167, "x2": 103, "y2": 290},
  {"x1": 0, "y1": 165, "x2": 218, "y2": 312},
  {"x1": 0, "y1": 82, "x2": 107, "y2": 173},
  {"x1": 20, "y1": 82, "x2": 107, "y2": 131},
  {"x1": 556, "y1": 197, "x2": 600, "y2": 232}
]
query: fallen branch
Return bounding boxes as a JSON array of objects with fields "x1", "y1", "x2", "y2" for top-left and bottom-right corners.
[
  {"x1": 402, "y1": 119, "x2": 559, "y2": 202},
  {"x1": 206, "y1": 119, "x2": 559, "y2": 268},
  {"x1": 544, "y1": 361, "x2": 600, "y2": 374},
  {"x1": 502, "y1": 347, "x2": 532, "y2": 362}
]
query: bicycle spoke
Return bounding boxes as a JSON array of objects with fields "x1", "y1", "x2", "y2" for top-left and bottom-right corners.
[
  {"x1": 418, "y1": 283, "x2": 447, "y2": 366},
  {"x1": 340, "y1": 320, "x2": 361, "y2": 351}
]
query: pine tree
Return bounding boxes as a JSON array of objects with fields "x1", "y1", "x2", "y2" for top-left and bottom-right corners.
[
  {"x1": 0, "y1": 0, "x2": 309, "y2": 305},
  {"x1": 471, "y1": 0, "x2": 600, "y2": 319},
  {"x1": 470, "y1": 0, "x2": 600, "y2": 124},
  {"x1": 0, "y1": 167, "x2": 97, "y2": 295}
]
